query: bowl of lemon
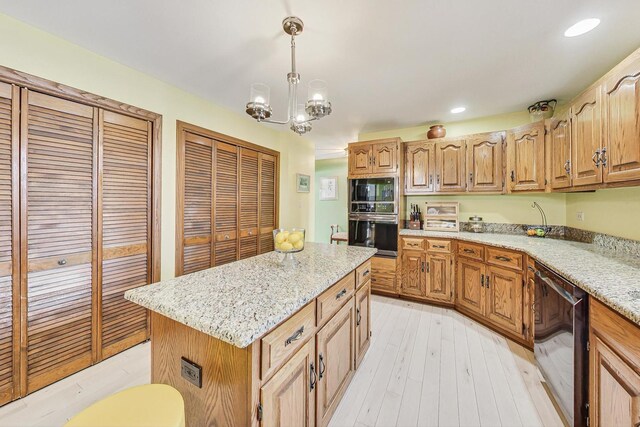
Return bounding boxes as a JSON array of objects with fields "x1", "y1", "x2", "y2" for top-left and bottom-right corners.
[{"x1": 273, "y1": 228, "x2": 305, "y2": 266}]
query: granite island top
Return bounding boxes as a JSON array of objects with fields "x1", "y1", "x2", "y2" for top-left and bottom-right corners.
[
  {"x1": 401, "y1": 229, "x2": 640, "y2": 326},
  {"x1": 125, "y1": 243, "x2": 377, "y2": 348}
]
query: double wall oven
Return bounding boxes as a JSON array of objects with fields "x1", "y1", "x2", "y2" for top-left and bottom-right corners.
[{"x1": 348, "y1": 177, "x2": 398, "y2": 257}]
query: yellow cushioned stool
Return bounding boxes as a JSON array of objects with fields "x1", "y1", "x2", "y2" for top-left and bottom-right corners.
[{"x1": 64, "y1": 384, "x2": 185, "y2": 427}]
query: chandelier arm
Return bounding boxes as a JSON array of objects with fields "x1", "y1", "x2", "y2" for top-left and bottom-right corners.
[{"x1": 261, "y1": 118, "x2": 292, "y2": 125}]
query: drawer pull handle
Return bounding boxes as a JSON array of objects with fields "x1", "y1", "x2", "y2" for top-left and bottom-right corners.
[
  {"x1": 284, "y1": 326, "x2": 304, "y2": 347},
  {"x1": 463, "y1": 248, "x2": 475, "y2": 254},
  {"x1": 356, "y1": 308, "x2": 361, "y2": 326},
  {"x1": 58, "y1": 259, "x2": 67, "y2": 266},
  {"x1": 433, "y1": 245, "x2": 446, "y2": 249},
  {"x1": 318, "y1": 353, "x2": 326, "y2": 380},
  {"x1": 248, "y1": 231, "x2": 253, "y2": 236},
  {"x1": 495, "y1": 255, "x2": 512, "y2": 262},
  {"x1": 310, "y1": 362, "x2": 317, "y2": 391},
  {"x1": 224, "y1": 234, "x2": 230, "y2": 240},
  {"x1": 362, "y1": 269, "x2": 370, "y2": 277},
  {"x1": 336, "y1": 289, "x2": 348, "y2": 299}
]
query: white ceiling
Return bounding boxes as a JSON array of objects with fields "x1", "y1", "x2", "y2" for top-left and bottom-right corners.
[{"x1": 2, "y1": 1, "x2": 640, "y2": 159}]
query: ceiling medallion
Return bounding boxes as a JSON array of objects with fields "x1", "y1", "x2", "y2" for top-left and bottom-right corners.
[{"x1": 245, "y1": 16, "x2": 332, "y2": 135}]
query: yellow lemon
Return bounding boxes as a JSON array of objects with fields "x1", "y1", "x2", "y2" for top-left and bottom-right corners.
[
  {"x1": 288, "y1": 233, "x2": 301, "y2": 244},
  {"x1": 283, "y1": 231, "x2": 290, "y2": 240},
  {"x1": 293, "y1": 240, "x2": 304, "y2": 250},
  {"x1": 275, "y1": 242, "x2": 282, "y2": 250},
  {"x1": 275, "y1": 232, "x2": 286, "y2": 244},
  {"x1": 280, "y1": 242, "x2": 293, "y2": 252}
]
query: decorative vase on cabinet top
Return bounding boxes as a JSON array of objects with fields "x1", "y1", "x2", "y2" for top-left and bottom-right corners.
[{"x1": 427, "y1": 125, "x2": 446, "y2": 139}]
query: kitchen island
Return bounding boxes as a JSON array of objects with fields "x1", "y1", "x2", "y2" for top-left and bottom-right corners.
[{"x1": 125, "y1": 243, "x2": 377, "y2": 426}]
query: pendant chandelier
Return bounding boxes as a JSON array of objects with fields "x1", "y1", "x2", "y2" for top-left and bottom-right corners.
[{"x1": 245, "y1": 16, "x2": 332, "y2": 135}]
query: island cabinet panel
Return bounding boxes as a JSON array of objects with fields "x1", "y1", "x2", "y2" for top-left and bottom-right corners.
[
  {"x1": 214, "y1": 142, "x2": 239, "y2": 266},
  {"x1": 400, "y1": 250, "x2": 426, "y2": 298},
  {"x1": 435, "y1": 139, "x2": 466, "y2": 192},
  {"x1": 354, "y1": 281, "x2": 371, "y2": 369},
  {"x1": 547, "y1": 112, "x2": 573, "y2": 190},
  {"x1": 571, "y1": 85, "x2": 604, "y2": 187},
  {"x1": 261, "y1": 338, "x2": 316, "y2": 427},
  {"x1": 456, "y1": 258, "x2": 485, "y2": 316},
  {"x1": 259, "y1": 153, "x2": 277, "y2": 253},
  {"x1": 405, "y1": 141, "x2": 435, "y2": 194},
  {"x1": 316, "y1": 298, "x2": 355, "y2": 427},
  {"x1": 590, "y1": 298, "x2": 640, "y2": 427},
  {"x1": 484, "y1": 266, "x2": 523, "y2": 335},
  {"x1": 240, "y1": 148, "x2": 259, "y2": 259},
  {"x1": 426, "y1": 253, "x2": 453, "y2": 303},
  {"x1": 603, "y1": 54, "x2": 640, "y2": 183},
  {"x1": 0, "y1": 82, "x2": 18, "y2": 406},
  {"x1": 466, "y1": 132, "x2": 504, "y2": 192},
  {"x1": 317, "y1": 273, "x2": 355, "y2": 327},
  {"x1": 507, "y1": 121, "x2": 546, "y2": 192}
]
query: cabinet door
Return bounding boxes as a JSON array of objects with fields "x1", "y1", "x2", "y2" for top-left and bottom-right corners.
[
  {"x1": 354, "y1": 281, "x2": 371, "y2": 369},
  {"x1": 401, "y1": 250, "x2": 426, "y2": 298},
  {"x1": 261, "y1": 339, "x2": 316, "y2": 427},
  {"x1": 180, "y1": 132, "x2": 214, "y2": 275},
  {"x1": 507, "y1": 122, "x2": 546, "y2": 192},
  {"x1": 548, "y1": 113, "x2": 572, "y2": 190},
  {"x1": 99, "y1": 111, "x2": 151, "y2": 359},
  {"x1": 22, "y1": 90, "x2": 96, "y2": 393},
  {"x1": 370, "y1": 256, "x2": 397, "y2": 294},
  {"x1": 348, "y1": 145, "x2": 372, "y2": 176},
  {"x1": 456, "y1": 258, "x2": 484, "y2": 316},
  {"x1": 214, "y1": 142, "x2": 238, "y2": 265},
  {"x1": 485, "y1": 266, "x2": 523, "y2": 335},
  {"x1": 0, "y1": 83, "x2": 18, "y2": 405},
  {"x1": 316, "y1": 299, "x2": 355, "y2": 427},
  {"x1": 405, "y1": 141, "x2": 435, "y2": 193},
  {"x1": 435, "y1": 139, "x2": 466, "y2": 192},
  {"x1": 603, "y1": 55, "x2": 640, "y2": 183},
  {"x1": 467, "y1": 132, "x2": 504, "y2": 192},
  {"x1": 259, "y1": 153, "x2": 277, "y2": 253},
  {"x1": 571, "y1": 85, "x2": 603, "y2": 186},
  {"x1": 426, "y1": 253, "x2": 453, "y2": 303},
  {"x1": 372, "y1": 141, "x2": 397, "y2": 174},
  {"x1": 239, "y1": 148, "x2": 258, "y2": 259}
]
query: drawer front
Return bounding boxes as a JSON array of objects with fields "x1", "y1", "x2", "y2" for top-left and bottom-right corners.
[
  {"x1": 356, "y1": 260, "x2": 372, "y2": 288},
  {"x1": 261, "y1": 302, "x2": 316, "y2": 381},
  {"x1": 401, "y1": 237, "x2": 425, "y2": 251},
  {"x1": 485, "y1": 246, "x2": 523, "y2": 271},
  {"x1": 371, "y1": 256, "x2": 397, "y2": 294},
  {"x1": 457, "y1": 242, "x2": 484, "y2": 260},
  {"x1": 427, "y1": 239, "x2": 451, "y2": 253},
  {"x1": 317, "y1": 273, "x2": 356, "y2": 326}
]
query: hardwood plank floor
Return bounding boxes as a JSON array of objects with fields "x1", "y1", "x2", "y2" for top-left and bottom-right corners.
[{"x1": 0, "y1": 295, "x2": 563, "y2": 427}]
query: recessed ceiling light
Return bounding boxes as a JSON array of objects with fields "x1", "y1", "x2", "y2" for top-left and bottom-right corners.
[
  {"x1": 564, "y1": 18, "x2": 600, "y2": 37},
  {"x1": 451, "y1": 107, "x2": 466, "y2": 114}
]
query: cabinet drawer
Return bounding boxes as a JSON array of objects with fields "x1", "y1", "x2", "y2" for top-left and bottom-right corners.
[
  {"x1": 261, "y1": 302, "x2": 316, "y2": 381},
  {"x1": 371, "y1": 256, "x2": 397, "y2": 293},
  {"x1": 426, "y1": 239, "x2": 451, "y2": 253},
  {"x1": 485, "y1": 246, "x2": 523, "y2": 271},
  {"x1": 317, "y1": 273, "x2": 356, "y2": 326},
  {"x1": 401, "y1": 237, "x2": 425, "y2": 251},
  {"x1": 356, "y1": 260, "x2": 372, "y2": 288},
  {"x1": 457, "y1": 242, "x2": 484, "y2": 260}
]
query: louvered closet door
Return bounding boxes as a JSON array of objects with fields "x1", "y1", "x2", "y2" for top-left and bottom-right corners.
[
  {"x1": 22, "y1": 90, "x2": 96, "y2": 393},
  {"x1": 239, "y1": 148, "x2": 258, "y2": 259},
  {"x1": 181, "y1": 133, "x2": 214, "y2": 274},
  {"x1": 259, "y1": 153, "x2": 277, "y2": 253},
  {"x1": 214, "y1": 142, "x2": 238, "y2": 266},
  {"x1": 100, "y1": 111, "x2": 151, "y2": 359},
  {"x1": 0, "y1": 83, "x2": 18, "y2": 405}
]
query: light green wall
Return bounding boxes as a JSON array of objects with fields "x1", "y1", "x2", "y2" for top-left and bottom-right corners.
[
  {"x1": 314, "y1": 158, "x2": 349, "y2": 243},
  {"x1": 0, "y1": 13, "x2": 315, "y2": 280}
]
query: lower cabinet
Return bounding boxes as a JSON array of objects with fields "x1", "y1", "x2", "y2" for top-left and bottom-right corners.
[
  {"x1": 426, "y1": 253, "x2": 453, "y2": 303},
  {"x1": 401, "y1": 250, "x2": 426, "y2": 297},
  {"x1": 456, "y1": 258, "x2": 485, "y2": 316},
  {"x1": 484, "y1": 265, "x2": 523, "y2": 335},
  {"x1": 355, "y1": 281, "x2": 371, "y2": 368},
  {"x1": 261, "y1": 339, "x2": 316, "y2": 427},
  {"x1": 371, "y1": 256, "x2": 398, "y2": 294},
  {"x1": 399, "y1": 238, "x2": 454, "y2": 304}
]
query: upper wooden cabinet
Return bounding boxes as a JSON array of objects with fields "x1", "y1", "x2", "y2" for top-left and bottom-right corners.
[
  {"x1": 507, "y1": 122, "x2": 546, "y2": 192},
  {"x1": 571, "y1": 85, "x2": 604, "y2": 187},
  {"x1": 405, "y1": 141, "x2": 435, "y2": 193},
  {"x1": 467, "y1": 132, "x2": 504, "y2": 192},
  {"x1": 436, "y1": 138, "x2": 466, "y2": 192},
  {"x1": 547, "y1": 112, "x2": 572, "y2": 190},
  {"x1": 348, "y1": 138, "x2": 400, "y2": 178}
]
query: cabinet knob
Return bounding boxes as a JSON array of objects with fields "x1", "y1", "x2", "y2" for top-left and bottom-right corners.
[
  {"x1": 224, "y1": 235, "x2": 230, "y2": 240},
  {"x1": 58, "y1": 259, "x2": 67, "y2": 266}
]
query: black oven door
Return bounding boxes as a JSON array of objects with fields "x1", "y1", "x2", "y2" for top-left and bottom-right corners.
[
  {"x1": 350, "y1": 178, "x2": 397, "y2": 214},
  {"x1": 348, "y1": 215, "x2": 398, "y2": 257}
]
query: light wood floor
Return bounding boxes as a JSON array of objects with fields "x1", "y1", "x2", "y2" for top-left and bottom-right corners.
[{"x1": 0, "y1": 295, "x2": 563, "y2": 427}]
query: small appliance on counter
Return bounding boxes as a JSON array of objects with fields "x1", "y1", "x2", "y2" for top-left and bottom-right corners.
[
  {"x1": 423, "y1": 202, "x2": 459, "y2": 232},
  {"x1": 408, "y1": 203, "x2": 422, "y2": 230},
  {"x1": 468, "y1": 216, "x2": 484, "y2": 233}
]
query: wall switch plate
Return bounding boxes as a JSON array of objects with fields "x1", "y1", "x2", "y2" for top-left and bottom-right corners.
[
  {"x1": 576, "y1": 212, "x2": 585, "y2": 222},
  {"x1": 181, "y1": 357, "x2": 202, "y2": 388}
]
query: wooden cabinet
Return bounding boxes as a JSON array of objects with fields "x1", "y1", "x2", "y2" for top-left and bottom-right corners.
[
  {"x1": 370, "y1": 255, "x2": 397, "y2": 294},
  {"x1": 484, "y1": 266, "x2": 523, "y2": 335},
  {"x1": 589, "y1": 298, "x2": 640, "y2": 427},
  {"x1": 354, "y1": 281, "x2": 371, "y2": 369},
  {"x1": 602, "y1": 52, "x2": 640, "y2": 183},
  {"x1": 456, "y1": 258, "x2": 485, "y2": 316},
  {"x1": 507, "y1": 121, "x2": 546, "y2": 192},
  {"x1": 466, "y1": 132, "x2": 504, "y2": 192},
  {"x1": 348, "y1": 138, "x2": 400, "y2": 178},
  {"x1": 214, "y1": 142, "x2": 239, "y2": 266},
  {"x1": 405, "y1": 141, "x2": 435, "y2": 193},
  {"x1": 372, "y1": 141, "x2": 398, "y2": 174},
  {"x1": 547, "y1": 112, "x2": 573, "y2": 190},
  {"x1": 571, "y1": 85, "x2": 604, "y2": 187},
  {"x1": 401, "y1": 250, "x2": 426, "y2": 298},
  {"x1": 348, "y1": 144, "x2": 372, "y2": 177},
  {"x1": 259, "y1": 153, "x2": 277, "y2": 253},
  {"x1": 435, "y1": 138, "x2": 466, "y2": 192},
  {"x1": 239, "y1": 148, "x2": 259, "y2": 259},
  {"x1": 426, "y1": 253, "x2": 453, "y2": 303},
  {"x1": 261, "y1": 339, "x2": 316, "y2": 427}
]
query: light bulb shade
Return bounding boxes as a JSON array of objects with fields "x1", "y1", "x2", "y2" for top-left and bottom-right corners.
[
  {"x1": 305, "y1": 80, "x2": 332, "y2": 119},
  {"x1": 307, "y1": 79, "x2": 328, "y2": 102},
  {"x1": 295, "y1": 103, "x2": 309, "y2": 123},
  {"x1": 246, "y1": 83, "x2": 272, "y2": 120}
]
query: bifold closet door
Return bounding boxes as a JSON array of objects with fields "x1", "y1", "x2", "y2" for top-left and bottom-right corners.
[
  {"x1": 180, "y1": 132, "x2": 214, "y2": 275},
  {"x1": 99, "y1": 111, "x2": 151, "y2": 359},
  {"x1": 0, "y1": 83, "x2": 18, "y2": 405},
  {"x1": 239, "y1": 148, "x2": 258, "y2": 259},
  {"x1": 21, "y1": 90, "x2": 96, "y2": 393},
  {"x1": 259, "y1": 153, "x2": 277, "y2": 253},
  {"x1": 214, "y1": 142, "x2": 238, "y2": 266}
]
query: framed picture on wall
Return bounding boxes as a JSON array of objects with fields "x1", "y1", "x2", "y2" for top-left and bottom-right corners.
[
  {"x1": 296, "y1": 173, "x2": 310, "y2": 193},
  {"x1": 319, "y1": 176, "x2": 338, "y2": 201}
]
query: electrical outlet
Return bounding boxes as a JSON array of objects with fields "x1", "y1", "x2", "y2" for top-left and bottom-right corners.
[
  {"x1": 576, "y1": 212, "x2": 585, "y2": 222},
  {"x1": 181, "y1": 357, "x2": 202, "y2": 388}
]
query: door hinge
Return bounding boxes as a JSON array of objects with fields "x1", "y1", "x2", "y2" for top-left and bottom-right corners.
[
  {"x1": 257, "y1": 403, "x2": 263, "y2": 421},
  {"x1": 586, "y1": 340, "x2": 590, "y2": 352}
]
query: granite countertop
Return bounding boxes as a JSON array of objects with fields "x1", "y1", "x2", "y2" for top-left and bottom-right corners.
[
  {"x1": 125, "y1": 243, "x2": 377, "y2": 348},
  {"x1": 400, "y1": 229, "x2": 640, "y2": 326}
]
